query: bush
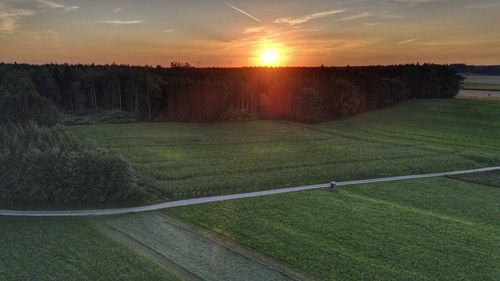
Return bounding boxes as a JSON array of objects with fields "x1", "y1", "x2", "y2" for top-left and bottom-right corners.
[
  {"x1": 0, "y1": 123, "x2": 139, "y2": 203},
  {"x1": 62, "y1": 110, "x2": 137, "y2": 126},
  {"x1": 0, "y1": 91, "x2": 59, "y2": 127}
]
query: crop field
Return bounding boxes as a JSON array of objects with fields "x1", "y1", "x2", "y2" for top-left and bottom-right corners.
[
  {"x1": 461, "y1": 74, "x2": 500, "y2": 92},
  {"x1": 462, "y1": 74, "x2": 500, "y2": 84},
  {"x1": 462, "y1": 82, "x2": 500, "y2": 91},
  {"x1": 457, "y1": 90, "x2": 500, "y2": 99},
  {"x1": 2, "y1": 98, "x2": 500, "y2": 280},
  {"x1": 70, "y1": 99, "x2": 500, "y2": 201},
  {"x1": 0, "y1": 217, "x2": 177, "y2": 281},
  {"x1": 170, "y1": 175, "x2": 500, "y2": 281}
]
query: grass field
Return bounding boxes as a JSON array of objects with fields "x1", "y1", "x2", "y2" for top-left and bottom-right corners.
[
  {"x1": 462, "y1": 82, "x2": 500, "y2": 91},
  {"x1": 461, "y1": 74, "x2": 500, "y2": 91},
  {"x1": 0, "y1": 217, "x2": 177, "y2": 281},
  {"x1": 2, "y1": 98, "x2": 500, "y2": 280},
  {"x1": 170, "y1": 176, "x2": 500, "y2": 281},
  {"x1": 70, "y1": 99, "x2": 500, "y2": 201},
  {"x1": 462, "y1": 74, "x2": 500, "y2": 84}
]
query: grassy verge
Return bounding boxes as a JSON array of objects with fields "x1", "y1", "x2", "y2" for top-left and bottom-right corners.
[
  {"x1": 0, "y1": 217, "x2": 178, "y2": 281},
  {"x1": 169, "y1": 177, "x2": 500, "y2": 281},
  {"x1": 70, "y1": 99, "x2": 500, "y2": 201}
]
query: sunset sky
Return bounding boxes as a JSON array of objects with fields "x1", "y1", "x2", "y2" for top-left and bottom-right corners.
[{"x1": 1, "y1": 0, "x2": 499, "y2": 66}]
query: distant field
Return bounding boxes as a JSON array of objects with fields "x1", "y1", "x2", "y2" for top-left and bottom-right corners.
[
  {"x1": 0, "y1": 217, "x2": 177, "y2": 281},
  {"x1": 462, "y1": 82, "x2": 500, "y2": 91},
  {"x1": 70, "y1": 99, "x2": 500, "y2": 201},
  {"x1": 170, "y1": 175, "x2": 500, "y2": 281},
  {"x1": 461, "y1": 74, "x2": 500, "y2": 92},
  {"x1": 462, "y1": 74, "x2": 500, "y2": 84},
  {"x1": 457, "y1": 90, "x2": 500, "y2": 99}
]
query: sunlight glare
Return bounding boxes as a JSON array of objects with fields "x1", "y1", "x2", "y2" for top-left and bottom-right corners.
[{"x1": 261, "y1": 48, "x2": 280, "y2": 66}]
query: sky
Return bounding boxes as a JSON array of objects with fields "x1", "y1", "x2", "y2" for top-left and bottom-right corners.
[{"x1": 0, "y1": 0, "x2": 499, "y2": 66}]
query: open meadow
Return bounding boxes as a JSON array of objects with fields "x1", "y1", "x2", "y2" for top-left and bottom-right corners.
[{"x1": 70, "y1": 99, "x2": 500, "y2": 201}]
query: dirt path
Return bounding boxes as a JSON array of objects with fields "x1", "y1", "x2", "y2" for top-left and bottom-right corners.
[
  {"x1": 96, "y1": 212, "x2": 318, "y2": 281},
  {"x1": 1, "y1": 166, "x2": 500, "y2": 217}
]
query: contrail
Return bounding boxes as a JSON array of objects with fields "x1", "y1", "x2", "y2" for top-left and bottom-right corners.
[{"x1": 222, "y1": 1, "x2": 261, "y2": 22}]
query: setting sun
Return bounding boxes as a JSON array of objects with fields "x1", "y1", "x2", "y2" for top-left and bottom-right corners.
[{"x1": 261, "y1": 49, "x2": 280, "y2": 66}]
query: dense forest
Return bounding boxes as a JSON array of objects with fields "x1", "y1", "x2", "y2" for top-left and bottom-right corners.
[{"x1": 0, "y1": 63, "x2": 461, "y2": 123}]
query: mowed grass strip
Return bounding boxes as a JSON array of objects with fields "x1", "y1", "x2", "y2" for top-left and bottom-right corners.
[
  {"x1": 170, "y1": 177, "x2": 500, "y2": 281},
  {"x1": 0, "y1": 217, "x2": 178, "y2": 281},
  {"x1": 70, "y1": 99, "x2": 500, "y2": 200}
]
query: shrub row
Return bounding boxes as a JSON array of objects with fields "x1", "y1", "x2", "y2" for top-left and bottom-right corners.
[
  {"x1": 0, "y1": 122, "x2": 139, "y2": 203},
  {"x1": 62, "y1": 110, "x2": 138, "y2": 126}
]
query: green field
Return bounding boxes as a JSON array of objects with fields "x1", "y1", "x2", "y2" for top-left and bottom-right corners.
[
  {"x1": 0, "y1": 217, "x2": 177, "y2": 281},
  {"x1": 70, "y1": 99, "x2": 500, "y2": 201},
  {"x1": 463, "y1": 82, "x2": 500, "y2": 91},
  {"x1": 170, "y1": 176, "x2": 500, "y2": 281}
]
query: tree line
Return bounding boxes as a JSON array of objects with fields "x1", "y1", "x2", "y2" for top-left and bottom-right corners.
[
  {"x1": 0, "y1": 63, "x2": 462, "y2": 123},
  {"x1": 450, "y1": 64, "x2": 500, "y2": 75}
]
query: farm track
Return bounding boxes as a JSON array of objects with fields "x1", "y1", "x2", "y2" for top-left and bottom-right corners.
[
  {"x1": 1, "y1": 166, "x2": 500, "y2": 217},
  {"x1": 97, "y1": 213, "x2": 310, "y2": 281}
]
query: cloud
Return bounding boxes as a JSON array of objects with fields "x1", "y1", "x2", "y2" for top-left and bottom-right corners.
[
  {"x1": 243, "y1": 26, "x2": 265, "y2": 34},
  {"x1": 464, "y1": 3, "x2": 500, "y2": 9},
  {"x1": 99, "y1": 20, "x2": 145, "y2": 25},
  {"x1": 162, "y1": 29, "x2": 174, "y2": 33},
  {"x1": 46, "y1": 29, "x2": 61, "y2": 41},
  {"x1": 222, "y1": 1, "x2": 261, "y2": 23},
  {"x1": 397, "y1": 38, "x2": 419, "y2": 44},
  {"x1": 338, "y1": 12, "x2": 371, "y2": 21},
  {"x1": 274, "y1": 9, "x2": 346, "y2": 26},
  {"x1": 0, "y1": 9, "x2": 35, "y2": 33},
  {"x1": 35, "y1": 0, "x2": 79, "y2": 12},
  {"x1": 112, "y1": 7, "x2": 123, "y2": 14}
]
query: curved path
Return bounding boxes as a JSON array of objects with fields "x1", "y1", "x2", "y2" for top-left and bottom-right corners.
[{"x1": 1, "y1": 166, "x2": 499, "y2": 217}]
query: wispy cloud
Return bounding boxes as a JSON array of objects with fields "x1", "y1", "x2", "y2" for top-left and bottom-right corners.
[
  {"x1": 35, "y1": 0, "x2": 79, "y2": 12},
  {"x1": 162, "y1": 29, "x2": 174, "y2": 33},
  {"x1": 243, "y1": 26, "x2": 266, "y2": 34},
  {"x1": 397, "y1": 38, "x2": 420, "y2": 44},
  {"x1": 274, "y1": 9, "x2": 346, "y2": 26},
  {"x1": 338, "y1": 12, "x2": 371, "y2": 21},
  {"x1": 46, "y1": 29, "x2": 61, "y2": 41},
  {"x1": 0, "y1": 9, "x2": 35, "y2": 33},
  {"x1": 464, "y1": 2, "x2": 500, "y2": 9},
  {"x1": 381, "y1": 14, "x2": 407, "y2": 19},
  {"x1": 112, "y1": 7, "x2": 123, "y2": 14},
  {"x1": 99, "y1": 20, "x2": 145, "y2": 25},
  {"x1": 222, "y1": 1, "x2": 261, "y2": 23}
]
